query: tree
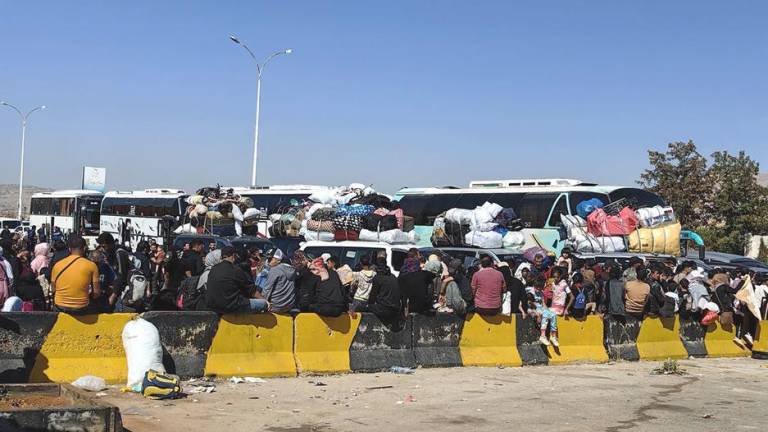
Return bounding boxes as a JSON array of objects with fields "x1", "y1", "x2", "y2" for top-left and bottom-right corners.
[
  {"x1": 639, "y1": 141, "x2": 710, "y2": 228},
  {"x1": 703, "y1": 150, "x2": 768, "y2": 254}
]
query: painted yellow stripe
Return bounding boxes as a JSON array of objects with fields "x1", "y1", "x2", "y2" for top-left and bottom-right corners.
[
  {"x1": 636, "y1": 317, "x2": 687, "y2": 360},
  {"x1": 204, "y1": 314, "x2": 296, "y2": 377},
  {"x1": 703, "y1": 322, "x2": 751, "y2": 358},
  {"x1": 543, "y1": 315, "x2": 608, "y2": 365},
  {"x1": 293, "y1": 313, "x2": 360, "y2": 374},
  {"x1": 30, "y1": 313, "x2": 136, "y2": 384},
  {"x1": 754, "y1": 321, "x2": 768, "y2": 355},
  {"x1": 459, "y1": 314, "x2": 522, "y2": 367}
]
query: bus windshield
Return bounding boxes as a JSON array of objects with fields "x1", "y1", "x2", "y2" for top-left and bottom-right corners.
[{"x1": 80, "y1": 196, "x2": 103, "y2": 235}]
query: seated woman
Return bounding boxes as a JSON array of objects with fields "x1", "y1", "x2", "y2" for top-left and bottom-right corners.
[{"x1": 308, "y1": 258, "x2": 347, "y2": 317}]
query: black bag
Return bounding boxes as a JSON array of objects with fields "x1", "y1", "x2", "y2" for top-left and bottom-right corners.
[
  {"x1": 362, "y1": 214, "x2": 383, "y2": 231},
  {"x1": 379, "y1": 215, "x2": 398, "y2": 231},
  {"x1": 178, "y1": 275, "x2": 203, "y2": 311}
]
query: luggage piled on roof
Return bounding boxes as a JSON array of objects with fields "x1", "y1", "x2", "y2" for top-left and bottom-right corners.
[
  {"x1": 265, "y1": 183, "x2": 420, "y2": 244},
  {"x1": 431, "y1": 202, "x2": 525, "y2": 249},
  {"x1": 564, "y1": 198, "x2": 681, "y2": 255},
  {"x1": 175, "y1": 186, "x2": 265, "y2": 236}
]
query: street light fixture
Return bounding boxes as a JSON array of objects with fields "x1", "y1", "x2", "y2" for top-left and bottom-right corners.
[
  {"x1": 1, "y1": 102, "x2": 46, "y2": 220},
  {"x1": 229, "y1": 35, "x2": 292, "y2": 188}
]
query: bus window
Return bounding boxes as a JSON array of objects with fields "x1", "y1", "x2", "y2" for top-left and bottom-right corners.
[
  {"x1": 567, "y1": 192, "x2": 610, "y2": 216},
  {"x1": 516, "y1": 193, "x2": 558, "y2": 229},
  {"x1": 51, "y1": 198, "x2": 75, "y2": 216},
  {"x1": 546, "y1": 194, "x2": 569, "y2": 227},
  {"x1": 398, "y1": 195, "x2": 432, "y2": 225},
  {"x1": 608, "y1": 188, "x2": 666, "y2": 208},
  {"x1": 30, "y1": 198, "x2": 52, "y2": 215}
]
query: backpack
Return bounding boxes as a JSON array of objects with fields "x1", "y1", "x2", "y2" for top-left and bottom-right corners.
[
  {"x1": 125, "y1": 270, "x2": 149, "y2": 302},
  {"x1": 573, "y1": 286, "x2": 587, "y2": 310},
  {"x1": 177, "y1": 275, "x2": 203, "y2": 311},
  {"x1": 141, "y1": 369, "x2": 181, "y2": 400}
]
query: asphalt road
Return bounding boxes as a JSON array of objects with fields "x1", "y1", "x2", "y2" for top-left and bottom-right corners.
[{"x1": 104, "y1": 357, "x2": 767, "y2": 432}]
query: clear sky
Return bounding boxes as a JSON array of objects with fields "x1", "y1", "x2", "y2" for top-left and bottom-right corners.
[{"x1": 1, "y1": 1, "x2": 766, "y2": 195}]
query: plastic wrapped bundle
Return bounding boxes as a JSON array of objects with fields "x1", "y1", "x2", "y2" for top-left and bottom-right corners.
[
  {"x1": 445, "y1": 208, "x2": 473, "y2": 225},
  {"x1": 359, "y1": 229, "x2": 419, "y2": 244},
  {"x1": 502, "y1": 231, "x2": 526, "y2": 249},
  {"x1": 560, "y1": 214, "x2": 588, "y2": 239},
  {"x1": 635, "y1": 206, "x2": 676, "y2": 228},
  {"x1": 627, "y1": 222, "x2": 681, "y2": 255},
  {"x1": 570, "y1": 233, "x2": 626, "y2": 253},
  {"x1": 300, "y1": 227, "x2": 335, "y2": 242},
  {"x1": 464, "y1": 230, "x2": 503, "y2": 248}
]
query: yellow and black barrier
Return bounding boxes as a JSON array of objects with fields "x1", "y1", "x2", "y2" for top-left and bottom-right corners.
[{"x1": 1, "y1": 312, "x2": 765, "y2": 384}]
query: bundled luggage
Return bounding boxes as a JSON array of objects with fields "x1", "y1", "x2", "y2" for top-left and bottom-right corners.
[
  {"x1": 586, "y1": 207, "x2": 639, "y2": 236},
  {"x1": 431, "y1": 201, "x2": 525, "y2": 249},
  {"x1": 627, "y1": 221, "x2": 681, "y2": 255}
]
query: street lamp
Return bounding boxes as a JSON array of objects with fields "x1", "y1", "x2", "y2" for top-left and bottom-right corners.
[
  {"x1": 1, "y1": 102, "x2": 46, "y2": 220},
  {"x1": 230, "y1": 35, "x2": 292, "y2": 188}
]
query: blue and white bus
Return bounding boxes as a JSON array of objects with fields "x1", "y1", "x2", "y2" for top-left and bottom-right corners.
[
  {"x1": 100, "y1": 189, "x2": 188, "y2": 248},
  {"x1": 393, "y1": 178, "x2": 666, "y2": 252}
]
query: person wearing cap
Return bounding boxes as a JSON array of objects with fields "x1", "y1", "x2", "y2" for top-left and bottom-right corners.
[
  {"x1": 263, "y1": 248, "x2": 297, "y2": 313},
  {"x1": 204, "y1": 246, "x2": 268, "y2": 313}
]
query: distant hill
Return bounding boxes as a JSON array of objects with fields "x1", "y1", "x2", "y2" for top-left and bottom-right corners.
[
  {"x1": 0, "y1": 184, "x2": 53, "y2": 218},
  {"x1": 760, "y1": 173, "x2": 768, "y2": 186}
]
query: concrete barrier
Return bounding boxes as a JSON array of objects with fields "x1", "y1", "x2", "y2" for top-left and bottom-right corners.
[
  {"x1": 604, "y1": 315, "x2": 641, "y2": 361},
  {"x1": 542, "y1": 315, "x2": 608, "y2": 365},
  {"x1": 412, "y1": 314, "x2": 464, "y2": 368},
  {"x1": 515, "y1": 315, "x2": 548, "y2": 365},
  {"x1": 30, "y1": 313, "x2": 136, "y2": 384},
  {"x1": 293, "y1": 313, "x2": 360, "y2": 374},
  {"x1": 0, "y1": 313, "x2": 59, "y2": 383},
  {"x1": 679, "y1": 319, "x2": 707, "y2": 358},
  {"x1": 702, "y1": 321, "x2": 751, "y2": 358},
  {"x1": 636, "y1": 317, "x2": 687, "y2": 360},
  {"x1": 753, "y1": 320, "x2": 768, "y2": 360},
  {"x1": 459, "y1": 314, "x2": 521, "y2": 367},
  {"x1": 143, "y1": 311, "x2": 220, "y2": 378},
  {"x1": 349, "y1": 313, "x2": 414, "y2": 372},
  {"x1": 204, "y1": 313, "x2": 296, "y2": 377}
]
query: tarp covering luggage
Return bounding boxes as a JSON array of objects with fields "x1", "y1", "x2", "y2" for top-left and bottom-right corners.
[{"x1": 586, "y1": 207, "x2": 639, "y2": 236}]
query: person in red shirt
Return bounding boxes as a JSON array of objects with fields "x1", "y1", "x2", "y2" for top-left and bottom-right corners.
[{"x1": 471, "y1": 256, "x2": 506, "y2": 315}]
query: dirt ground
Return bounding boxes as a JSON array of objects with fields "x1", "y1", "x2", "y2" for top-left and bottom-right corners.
[{"x1": 101, "y1": 358, "x2": 767, "y2": 432}]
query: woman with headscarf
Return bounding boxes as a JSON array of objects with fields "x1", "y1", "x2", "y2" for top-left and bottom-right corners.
[
  {"x1": 197, "y1": 249, "x2": 223, "y2": 291},
  {"x1": 293, "y1": 251, "x2": 318, "y2": 312},
  {"x1": 30, "y1": 243, "x2": 50, "y2": 276},
  {"x1": 13, "y1": 249, "x2": 46, "y2": 311},
  {"x1": 365, "y1": 257, "x2": 402, "y2": 324},
  {"x1": 163, "y1": 245, "x2": 186, "y2": 293},
  {"x1": 711, "y1": 271, "x2": 735, "y2": 326},
  {"x1": 307, "y1": 258, "x2": 346, "y2": 317},
  {"x1": 438, "y1": 259, "x2": 472, "y2": 315},
  {"x1": 398, "y1": 257, "x2": 436, "y2": 315}
]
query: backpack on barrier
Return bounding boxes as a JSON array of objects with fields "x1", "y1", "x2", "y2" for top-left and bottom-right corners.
[
  {"x1": 141, "y1": 369, "x2": 181, "y2": 400},
  {"x1": 573, "y1": 287, "x2": 587, "y2": 310}
]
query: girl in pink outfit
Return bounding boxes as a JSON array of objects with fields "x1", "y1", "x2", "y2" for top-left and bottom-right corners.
[{"x1": 549, "y1": 267, "x2": 573, "y2": 317}]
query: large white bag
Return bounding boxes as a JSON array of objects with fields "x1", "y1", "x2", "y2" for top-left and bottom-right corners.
[
  {"x1": 359, "y1": 229, "x2": 419, "y2": 244},
  {"x1": 502, "y1": 231, "x2": 526, "y2": 249},
  {"x1": 481, "y1": 202, "x2": 504, "y2": 219},
  {"x1": 464, "y1": 230, "x2": 503, "y2": 248},
  {"x1": 445, "y1": 208, "x2": 473, "y2": 225},
  {"x1": 122, "y1": 318, "x2": 165, "y2": 390},
  {"x1": 571, "y1": 234, "x2": 626, "y2": 253},
  {"x1": 299, "y1": 228, "x2": 335, "y2": 242}
]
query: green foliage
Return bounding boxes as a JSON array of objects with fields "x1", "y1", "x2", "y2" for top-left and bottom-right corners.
[
  {"x1": 640, "y1": 142, "x2": 768, "y2": 254},
  {"x1": 651, "y1": 358, "x2": 687, "y2": 375}
]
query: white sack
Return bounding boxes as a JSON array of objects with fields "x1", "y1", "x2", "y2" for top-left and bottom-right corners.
[
  {"x1": 445, "y1": 208, "x2": 473, "y2": 225},
  {"x1": 481, "y1": 202, "x2": 504, "y2": 219},
  {"x1": 122, "y1": 318, "x2": 165, "y2": 390},
  {"x1": 299, "y1": 228, "x2": 335, "y2": 242},
  {"x1": 571, "y1": 234, "x2": 626, "y2": 253},
  {"x1": 464, "y1": 230, "x2": 503, "y2": 248},
  {"x1": 243, "y1": 208, "x2": 262, "y2": 220},
  {"x1": 359, "y1": 229, "x2": 419, "y2": 244},
  {"x1": 231, "y1": 205, "x2": 244, "y2": 222},
  {"x1": 502, "y1": 231, "x2": 526, "y2": 249},
  {"x1": 174, "y1": 223, "x2": 196, "y2": 234}
]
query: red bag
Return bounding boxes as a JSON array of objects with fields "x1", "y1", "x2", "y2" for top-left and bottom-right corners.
[
  {"x1": 587, "y1": 207, "x2": 639, "y2": 236},
  {"x1": 700, "y1": 310, "x2": 719, "y2": 326},
  {"x1": 334, "y1": 230, "x2": 359, "y2": 241}
]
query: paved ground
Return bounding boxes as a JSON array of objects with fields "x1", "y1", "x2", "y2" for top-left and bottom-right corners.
[{"x1": 102, "y1": 358, "x2": 767, "y2": 432}]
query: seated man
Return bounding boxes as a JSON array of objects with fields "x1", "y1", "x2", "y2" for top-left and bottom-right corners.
[
  {"x1": 51, "y1": 236, "x2": 101, "y2": 314},
  {"x1": 204, "y1": 246, "x2": 268, "y2": 314}
]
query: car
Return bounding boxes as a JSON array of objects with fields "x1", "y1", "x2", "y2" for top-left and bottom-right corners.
[
  {"x1": 0, "y1": 218, "x2": 22, "y2": 231},
  {"x1": 571, "y1": 252, "x2": 676, "y2": 269},
  {"x1": 300, "y1": 240, "x2": 417, "y2": 276},
  {"x1": 684, "y1": 250, "x2": 768, "y2": 275}
]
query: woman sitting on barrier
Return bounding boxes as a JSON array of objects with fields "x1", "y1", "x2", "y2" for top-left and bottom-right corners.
[{"x1": 307, "y1": 258, "x2": 347, "y2": 317}]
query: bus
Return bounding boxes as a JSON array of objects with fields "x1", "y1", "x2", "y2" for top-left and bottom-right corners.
[
  {"x1": 393, "y1": 178, "x2": 667, "y2": 253},
  {"x1": 0, "y1": 218, "x2": 23, "y2": 231},
  {"x1": 28, "y1": 190, "x2": 104, "y2": 245},
  {"x1": 100, "y1": 189, "x2": 188, "y2": 248}
]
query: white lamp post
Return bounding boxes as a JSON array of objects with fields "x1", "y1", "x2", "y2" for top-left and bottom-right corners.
[
  {"x1": 1, "y1": 102, "x2": 46, "y2": 220},
  {"x1": 230, "y1": 35, "x2": 292, "y2": 188}
]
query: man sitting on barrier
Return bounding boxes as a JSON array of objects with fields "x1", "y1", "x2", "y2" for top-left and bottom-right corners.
[
  {"x1": 471, "y1": 256, "x2": 505, "y2": 316},
  {"x1": 357, "y1": 256, "x2": 402, "y2": 325},
  {"x1": 307, "y1": 257, "x2": 347, "y2": 317},
  {"x1": 204, "y1": 246, "x2": 269, "y2": 314},
  {"x1": 262, "y1": 248, "x2": 297, "y2": 314},
  {"x1": 50, "y1": 236, "x2": 102, "y2": 314}
]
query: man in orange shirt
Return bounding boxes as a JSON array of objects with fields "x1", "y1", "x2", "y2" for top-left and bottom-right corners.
[{"x1": 51, "y1": 236, "x2": 101, "y2": 314}]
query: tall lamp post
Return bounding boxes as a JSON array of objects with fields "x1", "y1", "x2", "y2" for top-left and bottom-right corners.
[
  {"x1": 1, "y1": 102, "x2": 46, "y2": 220},
  {"x1": 229, "y1": 35, "x2": 292, "y2": 188}
]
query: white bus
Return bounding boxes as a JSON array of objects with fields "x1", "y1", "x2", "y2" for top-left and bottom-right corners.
[
  {"x1": 29, "y1": 190, "x2": 104, "y2": 245},
  {"x1": 393, "y1": 178, "x2": 667, "y2": 252},
  {"x1": 100, "y1": 189, "x2": 188, "y2": 248}
]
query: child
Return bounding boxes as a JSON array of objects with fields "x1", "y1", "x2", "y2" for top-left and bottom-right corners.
[
  {"x1": 527, "y1": 277, "x2": 559, "y2": 347},
  {"x1": 549, "y1": 267, "x2": 572, "y2": 317}
]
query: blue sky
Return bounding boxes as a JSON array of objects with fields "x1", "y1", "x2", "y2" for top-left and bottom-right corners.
[{"x1": 1, "y1": 1, "x2": 766, "y2": 194}]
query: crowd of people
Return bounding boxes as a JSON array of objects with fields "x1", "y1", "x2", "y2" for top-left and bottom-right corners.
[{"x1": 1, "y1": 224, "x2": 767, "y2": 348}]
